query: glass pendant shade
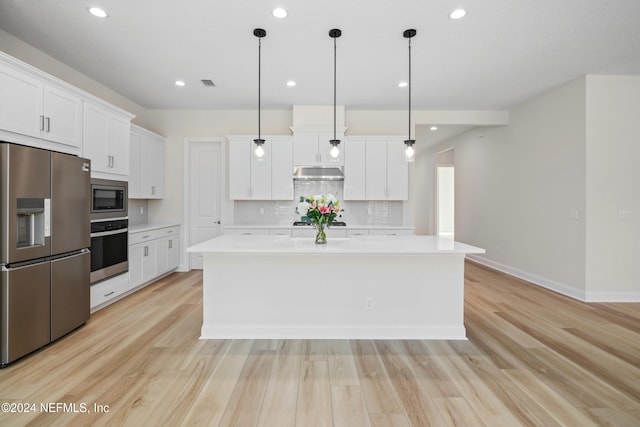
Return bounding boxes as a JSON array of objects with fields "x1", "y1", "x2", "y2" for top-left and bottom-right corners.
[
  {"x1": 254, "y1": 139, "x2": 265, "y2": 159},
  {"x1": 330, "y1": 142, "x2": 340, "y2": 159},
  {"x1": 404, "y1": 141, "x2": 415, "y2": 162}
]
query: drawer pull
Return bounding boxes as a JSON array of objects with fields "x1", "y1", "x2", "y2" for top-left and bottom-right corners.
[
  {"x1": 104, "y1": 291, "x2": 115, "y2": 297},
  {"x1": 142, "y1": 235, "x2": 150, "y2": 239}
]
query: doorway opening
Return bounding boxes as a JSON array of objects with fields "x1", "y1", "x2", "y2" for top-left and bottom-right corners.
[{"x1": 436, "y1": 165, "x2": 455, "y2": 237}]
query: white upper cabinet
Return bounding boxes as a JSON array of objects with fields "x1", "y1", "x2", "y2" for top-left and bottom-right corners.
[
  {"x1": 129, "y1": 125, "x2": 165, "y2": 199},
  {"x1": 0, "y1": 60, "x2": 82, "y2": 154},
  {"x1": 83, "y1": 101, "x2": 132, "y2": 179},
  {"x1": 293, "y1": 130, "x2": 345, "y2": 166},
  {"x1": 346, "y1": 137, "x2": 409, "y2": 201},
  {"x1": 385, "y1": 140, "x2": 409, "y2": 200},
  {"x1": 271, "y1": 137, "x2": 294, "y2": 200},
  {"x1": 228, "y1": 135, "x2": 293, "y2": 200},
  {"x1": 343, "y1": 139, "x2": 366, "y2": 200},
  {"x1": 366, "y1": 141, "x2": 388, "y2": 200}
]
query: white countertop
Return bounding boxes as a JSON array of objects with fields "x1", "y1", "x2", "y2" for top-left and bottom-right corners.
[
  {"x1": 223, "y1": 224, "x2": 415, "y2": 230},
  {"x1": 188, "y1": 234, "x2": 484, "y2": 256}
]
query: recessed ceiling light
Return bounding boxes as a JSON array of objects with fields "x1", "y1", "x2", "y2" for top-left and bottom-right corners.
[
  {"x1": 398, "y1": 81, "x2": 408, "y2": 88},
  {"x1": 175, "y1": 80, "x2": 186, "y2": 87},
  {"x1": 449, "y1": 9, "x2": 466, "y2": 19},
  {"x1": 430, "y1": 126, "x2": 438, "y2": 131},
  {"x1": 88, "y1": 7, "x2": 108, "y2": 18},
  {"x1": 286, "y1": 80, "x2": 296, "y2": 87},
  {"x1": 273, "y1": 8, "x2": 288, "y2": 18}
]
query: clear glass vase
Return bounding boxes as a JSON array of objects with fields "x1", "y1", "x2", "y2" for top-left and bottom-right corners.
[{"x1": 314, "y1": 222, "x2": 327, "y2": 244}]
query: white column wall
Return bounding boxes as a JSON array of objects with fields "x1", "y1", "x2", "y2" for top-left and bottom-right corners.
[{"x1": 585, "y1": 75, "x2": 640, "y2": 299}]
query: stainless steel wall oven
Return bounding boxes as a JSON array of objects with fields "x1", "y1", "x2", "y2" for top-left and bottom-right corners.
[{"x1": 90, "y1": 178, "x2": 128, "y2": 284}]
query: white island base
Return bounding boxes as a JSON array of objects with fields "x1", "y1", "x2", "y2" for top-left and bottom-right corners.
[{"x1": 188, "y1": 235, "x2": 485, "y2": 340}]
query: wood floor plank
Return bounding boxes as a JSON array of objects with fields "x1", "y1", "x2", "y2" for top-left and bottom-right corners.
[
  {"x1": 431, "y1": 396, "x2": 487, "y2": 427},
  {"x1": 374, "y1": 340, "x2": 449, "y2": 427},
  {"x1": 331, "y1": 385, "x2": 372, "y2": 427},
  {"x1": 503, "y1": 368, "x2": 600, "y2": 426},
  {"x1": 257, "y1": 340, "x2": 303, "y2": 427},
  {"x1": 369, "y1": 413, "x2": 412, "y2": 427},
  {"x1": 328, "y1": 340, "x2": 360, "y2": 386},
  {"x1": 295, "y1": 360, "x2": 333, "y2": 427},
  {"x1": 218, "y1": 340, "x2": 276, "y2": 427},
  {"x1": 496, "y1": 304, "x2": 640, "y2": 402},
  {"x1": 181, "y1": 339, "x2": 254, "y2": 426},
  {"x1": 350, "y1": 340, "x2": 404, "y2": 415}
]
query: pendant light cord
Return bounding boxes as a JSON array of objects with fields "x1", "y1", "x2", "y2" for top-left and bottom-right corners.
[
  {"x1": 258, "y1": 36, "x2": 262, "y2": 142},
  {"x1": 408, "y1": 36, "x2": 412, "y2": 141},
  {"x1": 333, "y1": 35, "x2": 337, "y2": 141}
]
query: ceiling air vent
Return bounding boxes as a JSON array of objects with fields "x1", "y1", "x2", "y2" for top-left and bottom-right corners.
[{"x1": 201, "y1": 79, "x2": 216, "y2": 87}]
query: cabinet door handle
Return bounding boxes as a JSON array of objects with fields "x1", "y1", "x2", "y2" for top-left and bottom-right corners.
[
  {"x1": 151, "y1": 185, "x2": 155, "y2": 195},
  {"x1": 45, "y1": 117, "x2": 50, "y2": 133},
  {"x1": 168, "y1": 240, "x2": 172, "y2": 249},
  {"x1": 40, "y1": 115, "x2": 45, "y2": 131},
  {"x1": 144, "y1": 246, "x2": 148, "y2": 256}
]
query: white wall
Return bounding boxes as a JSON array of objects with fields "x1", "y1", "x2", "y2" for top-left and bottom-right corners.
[
  {"x1": 427, "y1": 77, "x2": 588, "y2": 298},
  {"x1": 585, "y1": 75, "x2": 640, "y2": 299}
]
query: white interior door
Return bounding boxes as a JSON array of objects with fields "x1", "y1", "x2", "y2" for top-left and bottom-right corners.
[{"x1": 189, "y1": 141, "x2": 222, "y2": 269}]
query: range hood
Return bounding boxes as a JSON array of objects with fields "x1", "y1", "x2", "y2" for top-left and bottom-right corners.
[{"x1": 293, "y1": 166, "x2": 344, "y2": 181}]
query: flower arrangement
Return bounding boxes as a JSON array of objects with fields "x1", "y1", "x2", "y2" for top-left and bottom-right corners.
[{"x1": 296, "y1": 194, "x2": 342, "y2": 244}]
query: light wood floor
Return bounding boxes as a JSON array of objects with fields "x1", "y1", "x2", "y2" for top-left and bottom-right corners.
[{"x1": 1, "y1": 262, "x2": 639, "y2": 426}]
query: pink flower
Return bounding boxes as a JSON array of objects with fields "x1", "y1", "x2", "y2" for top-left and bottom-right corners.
[{"x1": 319, "y1": 205, "x2": 331, "y2": 214}]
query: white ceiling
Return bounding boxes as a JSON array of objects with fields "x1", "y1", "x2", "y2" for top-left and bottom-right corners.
[{"x1": 1, "y1": 0, "x2": 639, "y2": 111}]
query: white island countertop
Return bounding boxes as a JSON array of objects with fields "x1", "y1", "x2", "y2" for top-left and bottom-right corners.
[{"x1": 188, "y1": 234, "x2": 485, "y2": 256}]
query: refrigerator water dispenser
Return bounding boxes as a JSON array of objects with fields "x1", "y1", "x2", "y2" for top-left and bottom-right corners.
[{"x1": 16, "y1": 198, "x2": 49, "y2": 249}]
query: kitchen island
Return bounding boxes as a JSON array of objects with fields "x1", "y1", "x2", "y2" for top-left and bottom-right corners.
[{"x1": 187, "y1": 235, "x2": 484, "y2": 340}]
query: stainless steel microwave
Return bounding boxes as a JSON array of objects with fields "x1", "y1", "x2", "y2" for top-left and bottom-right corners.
[{"x1": 90, "y1": 178, "x2": 128, "y2": 220}]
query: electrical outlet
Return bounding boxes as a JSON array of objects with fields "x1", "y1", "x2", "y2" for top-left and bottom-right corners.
[
  {"x1": 259, "y1": 207, "x2": 265, "y2": 215},
  {"x1": 366, "y1": 296, "x2": 373, "y2": 310},
  {"x1": 139, "y1": 206, "x2": 144, "y2": 215}
]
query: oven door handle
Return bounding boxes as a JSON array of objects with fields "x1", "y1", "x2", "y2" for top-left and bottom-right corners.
[{"x1": 90, "y1": 229, "x2": 128, "y2": 238}]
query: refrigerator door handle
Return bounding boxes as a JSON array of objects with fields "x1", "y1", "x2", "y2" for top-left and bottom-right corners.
[{"x1": 44, "y1": 199, "x2": 51, "y2": 238}]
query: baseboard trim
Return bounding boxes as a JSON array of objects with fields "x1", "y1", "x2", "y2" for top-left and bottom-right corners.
[{"x1": 465, "y1": 255, "x2": 640, "y2": 302}]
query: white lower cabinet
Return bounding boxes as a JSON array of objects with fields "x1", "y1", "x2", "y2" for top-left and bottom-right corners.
[
  {"x1": 91, "y1": 225, "x2": 180, "y2": 311},
  {"x1": 90, "y1": 273, "x2": 130, "y2": 310},
  {"x1": 129, "y1": 225, "x2": 180, "y2": 289}
]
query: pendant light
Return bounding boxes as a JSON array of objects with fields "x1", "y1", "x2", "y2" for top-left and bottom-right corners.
[
  {"x1": 403, "y1": 29, "x2": 417, "y2": 162},
  {"x1": 329, "y1": 28, "x2": 342, "y2": 160},
  {"x1": 253, "y1": 28, "x2": 266, "y2": 159}
]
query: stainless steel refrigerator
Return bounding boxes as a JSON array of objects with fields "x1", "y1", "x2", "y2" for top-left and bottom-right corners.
[{"x1": 1, "y1": 143, "x2": 91, "y2": 367}]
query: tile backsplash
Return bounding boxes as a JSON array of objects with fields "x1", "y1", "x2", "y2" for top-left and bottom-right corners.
[{"x1": 233, "y1": 181, "x2": 404, "y2": 226}]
